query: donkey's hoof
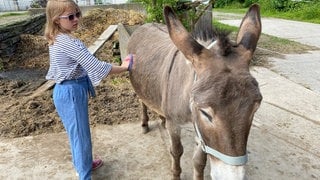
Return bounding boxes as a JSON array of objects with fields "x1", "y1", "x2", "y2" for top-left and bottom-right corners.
[{"x1": 142, "y1": 126, "x2": 150, "y2": 134}]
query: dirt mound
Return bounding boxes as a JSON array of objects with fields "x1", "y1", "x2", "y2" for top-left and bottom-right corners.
[
  {"x1": 0, "y1": 8, "x2": 148, "y2": 138},
  {"x1": 5, "y1": 8, "x2": 145, "y2": 70}
]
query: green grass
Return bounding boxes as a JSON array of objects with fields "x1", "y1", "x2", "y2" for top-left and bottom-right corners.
[
  {"x1": 0, "y1": 12, "x2": 29, "y2": 18},
  {"x1": 214, "y1": 7, "x2": 247, "y2": 14},
  {"x1": 212, "y1": 21, "x2": 319, "y2": 54},
  {"x1": 213, "y1": 20, "x2": 238, "y2": 32},
  {"x1": 214, "y1": 2, "x2": 320, "y2": 24}
]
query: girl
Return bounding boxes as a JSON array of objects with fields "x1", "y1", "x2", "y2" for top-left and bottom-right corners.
[{"x1": 44, "y1": 0, "x2": 134, "y2": 179}]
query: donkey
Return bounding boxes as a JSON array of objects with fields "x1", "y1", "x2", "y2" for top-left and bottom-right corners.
[{"x1": 127, "y1": 4, "x2": 262, "y2": 180}]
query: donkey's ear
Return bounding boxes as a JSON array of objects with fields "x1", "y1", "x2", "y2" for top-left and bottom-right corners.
[
  {"x1": 236, "y1": 4, "x2": 261, "y2": 54},
  {"x1": 164, "y1": 6, "x2": 205, "y2": 61}
]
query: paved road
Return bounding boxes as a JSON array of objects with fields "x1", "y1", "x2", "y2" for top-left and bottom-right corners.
[
  {"x1": 213, "y1": 12, "x2": 320, "y2": 47},
  {"x1": 0, "y1": 13, "x2": 320, "y2": 179},
  {"x1": 214, "y1": 11, "x2": 320, "y2": 95}
]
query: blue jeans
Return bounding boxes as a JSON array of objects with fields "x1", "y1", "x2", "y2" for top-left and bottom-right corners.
[{"x1": 53, "y1": 76, "x2": 94, "y2": 180}]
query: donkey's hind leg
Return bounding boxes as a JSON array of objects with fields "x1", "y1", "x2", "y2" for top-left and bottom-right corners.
[{"x1": 140, "y1": 100, "x2": 150, "y2": 134}]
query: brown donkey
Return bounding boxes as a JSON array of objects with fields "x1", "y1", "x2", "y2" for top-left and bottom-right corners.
[{"x1": 127, "y1": 4, "x2": 262, "y2": 180}]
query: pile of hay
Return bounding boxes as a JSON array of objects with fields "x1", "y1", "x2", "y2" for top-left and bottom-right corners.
[
  {"x1": 7, "y1": 8, "x2": 146, "y2": 70},
  {"x1": 11, "y1": 34, "x2": 49, "y2": 69},
  {"x1": 75, "y1": 8, "x2": 145, "y2": 46}
]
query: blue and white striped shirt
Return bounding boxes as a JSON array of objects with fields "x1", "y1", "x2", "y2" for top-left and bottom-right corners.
[{"x1": 46, "y1": 33, "x2": 112, "y2": 86}]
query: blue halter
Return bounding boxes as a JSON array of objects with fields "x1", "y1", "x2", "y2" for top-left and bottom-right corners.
[{"x1": 193, "y1": 121, "x2": 248, "y2": 166}]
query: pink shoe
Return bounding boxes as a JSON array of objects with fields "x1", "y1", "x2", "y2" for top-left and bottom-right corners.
[{"x1": 92, "y1": 158, "x2": 103, "y2": 171}]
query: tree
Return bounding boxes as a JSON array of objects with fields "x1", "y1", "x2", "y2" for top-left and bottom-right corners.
[{"x1": 132, "y1": 0, "x2": 215, "y2": 31}]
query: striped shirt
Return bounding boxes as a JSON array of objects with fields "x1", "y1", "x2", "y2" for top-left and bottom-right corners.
[{"x1": 46, "y1": 33, "x2": 112, "y2": 86}]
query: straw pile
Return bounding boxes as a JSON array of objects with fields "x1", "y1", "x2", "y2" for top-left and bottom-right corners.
[{"x1": 8, "y1": 8, "x2": 145, "y2": 70}]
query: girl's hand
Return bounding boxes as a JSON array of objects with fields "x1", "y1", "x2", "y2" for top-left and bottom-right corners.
[{"x1": 122, "y1": 54, "x2": 134, "y2": 71}]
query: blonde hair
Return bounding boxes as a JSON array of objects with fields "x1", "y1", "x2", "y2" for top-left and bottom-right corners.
[{"x1": 44, "y1": 0, "x2": 81, "y2": 45}]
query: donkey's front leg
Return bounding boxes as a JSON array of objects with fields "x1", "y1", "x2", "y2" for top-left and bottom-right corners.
[
  {"x1": 166, "y1": 120, "x2": 183, "y2": 180},
  {"x1": 193, "y1": 142, "x2": 207, "y2": 180}
]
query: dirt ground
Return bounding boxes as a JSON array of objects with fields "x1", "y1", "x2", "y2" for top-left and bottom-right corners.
[
  {"x1": 0, "y1": 8, "x2": 148, "y2": 138},
  {"x1": 0, "y1": 8, "x2": 317, "y2": 139}
]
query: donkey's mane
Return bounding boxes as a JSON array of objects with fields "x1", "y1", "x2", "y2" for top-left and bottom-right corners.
[
  {"x1": 213, "y1": 29, "x2": 233, "y2": 56},
  {"x1": 191, "y1": 9, "x2": 233, "y2": 56}
]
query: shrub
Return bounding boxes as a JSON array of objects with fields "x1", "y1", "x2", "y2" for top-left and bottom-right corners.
[
  {"x1": 131, "y1": 0, "x2": 177, "y2": 23},
  {"x1": 132, "y1": 0, "x2": 214, "y2": 31},
  {"x1": 214, "y1": 0, "x2": 258, "y2": 8},
  {"x1": 271, "y1": 0, "x2": 288, "y2": 10},
  {"x1": 243, "y1": 0, "x2": 259, "y2": 7},
  {"x1": 30, "y1": 0, "x2": 47, "y2": 8}
]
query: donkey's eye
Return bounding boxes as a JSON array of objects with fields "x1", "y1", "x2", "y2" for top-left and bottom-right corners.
[{"x1": 200, "y1": 109, "x2": 213, "y2": 122}]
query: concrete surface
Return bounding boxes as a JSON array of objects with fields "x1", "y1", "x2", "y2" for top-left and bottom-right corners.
[
  {"x1": 1, "y1": 12, "x2": 320, "y2": 180},
  {"x1": 269, "y1": 51, "x2": 320, "y2": 94},
  {"x1": 213, "y1": 12, "x2": 320, "y2": 48},
  {"x1": 213, "y1": 11, "x2": 320, "y2": 94}
]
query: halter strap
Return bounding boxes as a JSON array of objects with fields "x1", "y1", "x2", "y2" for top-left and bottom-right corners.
[
  {"x1": 193, "y1": 121, "x2": 248, "y2": 166},
  {"x1": 207, "y1": 40, "x2": 217, "y2": 49}
]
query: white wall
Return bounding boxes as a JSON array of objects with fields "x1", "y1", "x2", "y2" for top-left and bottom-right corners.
[
  {"x1": 111, "y1": 0, "x2": 127, "y2": 4},
  {"x1": 0, "y1": 0, "x2": 32, "y2": 11},
  {"x1": 0, "y1": 0, "x2": 128, "y2": 11},
  {"x1": 76, "y1": 0, "x2": 127, "y2": 6}
]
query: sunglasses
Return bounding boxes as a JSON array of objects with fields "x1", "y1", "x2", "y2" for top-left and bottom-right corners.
[{"x1": 59, "y1": 12, "x2": 81, "y2": 21}]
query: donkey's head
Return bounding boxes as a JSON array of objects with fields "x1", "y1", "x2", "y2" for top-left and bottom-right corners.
[{"x1": 164, "y1": 4, "x2": 262, "y2": 179}]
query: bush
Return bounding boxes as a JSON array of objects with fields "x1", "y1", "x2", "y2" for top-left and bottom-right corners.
[
  {"x1": 132, "y1": 0, "x2": 213, "y2": 31},
  {"x1": 294, "y1": 1, "x2": 320, "y2": 20},
  {"x1": 243, "y1": 0, "x2": 259, "y2": 7},
  {"x1": 30, "y1": 0, "x2": 47, "y2": 8},
  {"x1": 214, "y1": 0, "x2": 258, "y2": 8},
  {"x1": 132, "y1": 0, "x2": 177, "y2": 23},
  {"x1": 271, "y1": 0, "x2": 288, "y2": 10},
  {"x1": 215, "y1": 0, "x2": 233, "y2": 7}
]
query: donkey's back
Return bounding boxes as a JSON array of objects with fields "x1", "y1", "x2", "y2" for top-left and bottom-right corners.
[{"x1": 128, "y1": 23, "x2": 193, "y2": 117}]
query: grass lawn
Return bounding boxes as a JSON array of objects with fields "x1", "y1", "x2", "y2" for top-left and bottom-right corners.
[{"x1": 214, "y1": 2, "x2": 320, "y2": 24}]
